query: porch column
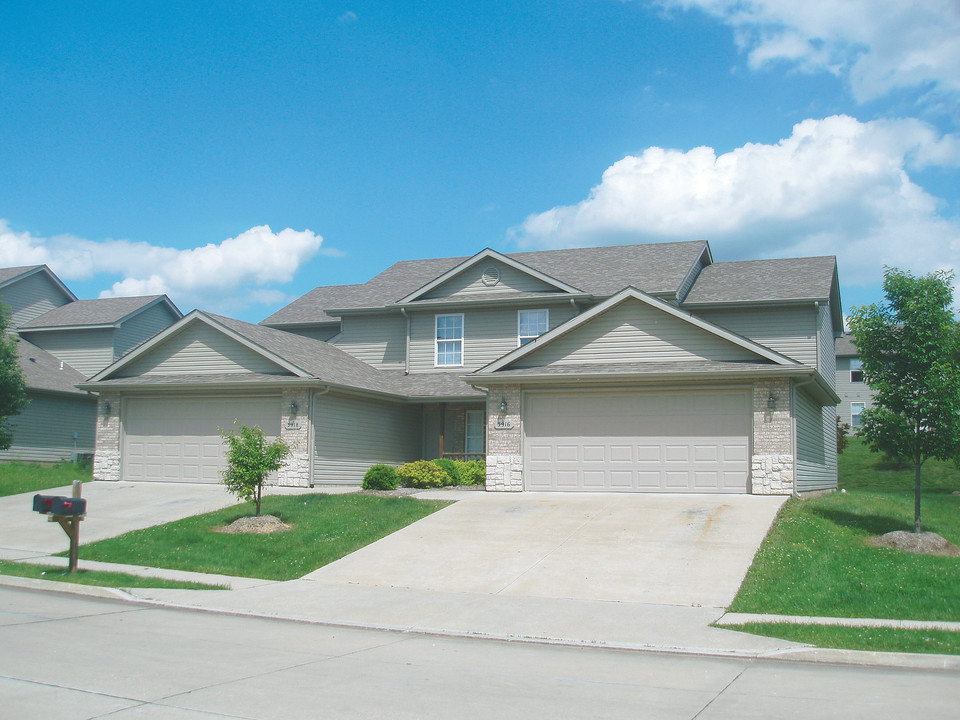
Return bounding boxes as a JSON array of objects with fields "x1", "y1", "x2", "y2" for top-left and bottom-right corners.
[
  {"x1": 485, "y1": 385, "x2": 523, "y2": 492},
  {"x1": 276, "y1": 389, "x2": 311, "y2": 487},
  {"x1": 93, "y1": 393, "x2": 122, "y2": 482},
  {"x1": 751, "y1": 378, "x2": 794, "y2": 495},
  {"x1": 438, "y1": 402, "x2": 446, "y2": 458}
]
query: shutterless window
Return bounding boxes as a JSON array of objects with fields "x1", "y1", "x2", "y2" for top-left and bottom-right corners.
[
  {"x1": 435, "y1": 314, "x2": 463, "y2": 366},
  {"x1": 850, "y1": 359, "x2": 863, "y2": 383},
  {"x1": 518, "y1": 309, "x2": 548, "y2": 346},
  {"x1": 464, "y1": 410, "x2": 484, "y2": 455},
  {"x1": 851, "y1": 402, "x2": 865, "y2": 427}
]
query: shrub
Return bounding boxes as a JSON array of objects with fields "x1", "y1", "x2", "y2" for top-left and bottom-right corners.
[
  {"x1": 431, "y1": 458, "x2": 460, "y2": 486},
  {"x1": 836, "y1": 416, "x2": 851, "y2": 455},
  {"x1": 454, "y1": 459, "x2": 486, "y2": 486},
  {"x1": 397, "y1": 460, "x2": 447, "y2": 488},
  {"x1": 363, "y1": 464, "x2": 399, "y2": 491}
]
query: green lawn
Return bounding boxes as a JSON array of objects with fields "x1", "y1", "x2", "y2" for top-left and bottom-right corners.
[
  {"x1": 839, "y1": 436, "x2": 960, "y2": 492},
  {"x1": 75, "y1": 493, "x2": 449, "y2": 581},
  {"x1": 724, "y1": 622, "x2": 960, "y2": 656},
  {"x1": 0, "y1": 560, "x2": 224, "y2": 590},
  {"x1": 0, "y1": 461, "x2": 92, "y2": 498}
]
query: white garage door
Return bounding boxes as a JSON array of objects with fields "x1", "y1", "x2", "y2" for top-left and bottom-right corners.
[
  {"x1": 524, "y1": 389, "x2": 750, "y2": 493},
  {"x1": 122, "y1": 395, "x2": 280, "y2": 483}
]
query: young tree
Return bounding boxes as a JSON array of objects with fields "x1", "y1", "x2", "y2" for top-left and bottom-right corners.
[
  {"x1": 0, "y1": 306, "x2": 28, "y2": 450},
  {"x1": 848, "y1": 268, "x2": 960, "y2": 533},
  {"x1": 219, "y1": 423, "x2": 291, "y2": 516}
]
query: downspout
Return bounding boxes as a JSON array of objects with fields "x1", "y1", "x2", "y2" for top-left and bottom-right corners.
[
  {"x1": 308, "y1": 385, "x2": 331, "y2": 488},
  {"x1": 401, "y1": 307, "x2": 411, "y2": 375}
]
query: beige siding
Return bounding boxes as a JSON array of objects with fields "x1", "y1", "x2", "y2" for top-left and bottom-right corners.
[
  {"x1": 114, "y1": 302, "x2": 179, "y2": 359},
  {"x1": 835, "y1": 356, "x2": 874, "y2": 425},
  {"x1": 694, "y1": 305, "x2": 818, "y2": 366},
  {"x1": 408, "y1": 304, "x2": 578, "y2": 372},
  {"x1": 333, "y1": 314, "x2": 406, "y2": 369},
  {"x1": 312, "y1": 393, "x2": 422, "y2": 485},
  {"x1": 23, "y1": 329, "x2": 114, "y2": 378},
  {"x1": 0, "y1": 272, "x2": 72, "y2": 328},
  {"x1": 118, "y1": 323, "x2": 290, "y2": 376},
  {"x1": 422, "y1": 258, "x2": 560, "y2": 299},
  {"x1": 795, "y1": 388, "x2": 838, "y2": 492},
  {"x1": 0, "y1": 391, "x2": 96, "y2": 463},
  {"x1": 514, "y1": 299, "x2": 759, "y2": 368}
]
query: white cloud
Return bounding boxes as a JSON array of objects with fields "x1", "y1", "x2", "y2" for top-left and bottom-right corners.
[
  {"x1": 510, "y1": 115, "x2": 960, "y2": 292},
  {"x1": 659, "y1": 0, "x2": 960, "y2": 103},
  {"x1": 0, "y1": 223, "x2": 323, "y2": 313}
]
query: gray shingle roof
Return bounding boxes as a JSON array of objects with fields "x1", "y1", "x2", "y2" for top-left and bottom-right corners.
[
  {"x1": 468, "y1": 360, "x2": 803, "y2": 381},
  {"x1": 14, "y1": 336, "x2": 90, "y2": 395},
  {"x1": 683, "y1": 256, "x2": 837, "y2": 305},
  {"x1": 835, "y1": 335, "x2": 858, "y2": 356},
  {"x1": 18, "y1": 295, "x2": 176, "y2": 329},
  {"x1": 0, "y1": 265, "x2": 43, "y2": 287},
  {"x1": 262, "y1": 241, "x2": 709, "y2": 325}
]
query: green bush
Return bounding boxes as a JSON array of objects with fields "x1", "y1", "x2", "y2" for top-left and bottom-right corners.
[
  {"x1": 431, "y1": 458, "x2": 460, "y2": 486},
  {"x1": 397, "y1": 460, "x2": 447, "y2": 488},
  {"x1": 362, "y1": 464, "x2": 399, "y2": 491},
  {"x1": 454, "y1": 459, "x2": 486, "y2": 485}
]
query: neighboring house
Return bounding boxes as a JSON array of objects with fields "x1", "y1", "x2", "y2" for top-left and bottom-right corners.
[
  {"x1": 0, "y1": 265, "x2": 182, "y2": 463},
  {"x1": 83, "y1": 241, "x2": 843, "y2": 495},
  {"x1": 835, "y1": 334, "x2": 873, "y2": 428}
]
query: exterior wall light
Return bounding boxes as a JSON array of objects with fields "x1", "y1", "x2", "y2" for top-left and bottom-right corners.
[
  {"x1": 102, "y1": 401, "x2": 111, "y2": 416},
  {"x1": 767, "y1": 394, "x2": 776, "y2": 409},
  {"x1": 290, "y1": 400, "x2": 299, "y2": 416},
  {"x1": 499, "y1": 397, "x2": 508, "y2": 414}
]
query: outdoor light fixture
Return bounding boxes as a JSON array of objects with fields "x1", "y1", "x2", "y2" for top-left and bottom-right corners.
[
  {"x1": 767, "y1": 394, "x2": 776, "y2": 409},
  {"x1": 290, "y1": 400, "x2": 298, "y2": 416},
  {"x1": 499, "y1": 397, "x2": 508, "y2": 414},
  {"x1": 102, "y1": 401, "x2": 111, "y2": 416}
]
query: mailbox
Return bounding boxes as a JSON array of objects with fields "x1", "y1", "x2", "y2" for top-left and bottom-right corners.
[
  {"x1": 33, "y1": 494, "x2": 87, "y2": 516},
  {"x1": 33, "y1": 495, "x2": 57, "y2": 514}
]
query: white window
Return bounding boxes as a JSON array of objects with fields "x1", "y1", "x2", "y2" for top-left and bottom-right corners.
[
  {"x1": 518, "y1": 309, "x2": 548, "y2": 346},
  {"x1": 851, "y1": 402, "x2": 865, "y2": 427},
  {"x1": 464, "y1": 410, "x2": 484, "y2": 455},
  {"x1": 435, "y1": 314, "x2": 463, "y2": 367},
  {"x1": 850, "y1": 359, "x2": 863, "y2": 383}
]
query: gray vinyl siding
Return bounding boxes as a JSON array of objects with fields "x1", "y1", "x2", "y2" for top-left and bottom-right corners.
[
  {"x1": 312, "y1": 393, "x2": 422, "y2": 485},
  {"x1": 333, "y1": 314, "x2": 407, "y2": 369},
  {"x1": 514, "y1": 299, "x2": 759, "y2": 368},
  {"x1": 422, "y1": 259, "x2": 560, "y2": 299},
  {"x1": 118, "y1": 323, "x2": 290, "y2": 376},
  {"x1": 0, "y1": 391, "x2": 96, "y2": 463},
  {"x1": 816, "y1": 303, "x2": 836, "y2": 382},
  {"x1": 22, "y1": 328, "x2": 114, "y2": 378},
  {"x1": 835, "y1": 356, "x2": 874, "y2": 425},
  {"x1": 794, "y1": 388, "x2": 838, "y2": 492},
  {"x1": 694, "y1": 305, "x2": 818, "y2": 366},
  {"x1": 407, "y1": 303, "x2": 578, "y2": 372},
  {"x1": 0, "y1": 272, "x2": 72, "y2": 328},
  {"x1": 114, "y1": 302, "x2": 179, "y2": 359}
]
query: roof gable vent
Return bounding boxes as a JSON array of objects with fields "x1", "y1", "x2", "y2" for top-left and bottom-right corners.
[{"x1": 481, "y1": 265, "x2": 501, "y2": 287}]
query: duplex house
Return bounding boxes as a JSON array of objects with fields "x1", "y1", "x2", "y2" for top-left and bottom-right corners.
[
  {"x1": 83, "y1": 241, "x2": 842, "y2": 495},
  {"x1": 0, "y1": 265, "x2": 181, "y2": 463}
]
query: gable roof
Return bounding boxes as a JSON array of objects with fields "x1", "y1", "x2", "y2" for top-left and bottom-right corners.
[
  {"x1": 261, "y1": 241, "x2": 712, "y2": 325},
  {"x1": 14, "y1": 336, "x2": 90, "y2": 396},
  {"x1": 835, "y1": 335, "x2": 858, "y2": 356},
  {"x1": 0, "y1": 265, "x2": 77, "y2": 302},
  {"x1": 474, "y1": 286, "x2": 802, "y2": 376},
  {"x1": 18, "y1": 295, "x2": 182, "y2": 331},
  {"x1": 682, "y1": 256, "x2": 837, "y2": 305}
]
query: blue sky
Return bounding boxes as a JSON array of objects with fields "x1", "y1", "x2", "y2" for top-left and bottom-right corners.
[{"x1": 1, "y1": 1, "x2": 958, "y2": 322}]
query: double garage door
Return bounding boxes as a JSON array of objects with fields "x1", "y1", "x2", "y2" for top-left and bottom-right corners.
[
  {"x1": 524, "y1": 389, "x2": 750, "y2": 493},
  {"x1": 122, "y1": 396, "x2": 280, "y2": 483}
]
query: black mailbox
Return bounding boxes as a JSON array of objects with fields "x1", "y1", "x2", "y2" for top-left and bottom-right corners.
[{"x1": 33, "y1": 494, "x2": 87, "y2": 516}]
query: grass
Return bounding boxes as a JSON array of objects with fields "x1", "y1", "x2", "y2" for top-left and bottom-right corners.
[
  {"x1": 838, "y1": 436, "x2": 960, "y2": 492},
  {"x1": 74, "y1": 493, "x2": 449, "y2": 581},
  {"x1": 724, "y1": 622, "x2": 960, "y2": 656},
  {"x1": 0, "y1": 560, "x2": 224, "y2": 590},
  {"x1": 0, "y1": 461, "x2": 92, "y2": 497}
]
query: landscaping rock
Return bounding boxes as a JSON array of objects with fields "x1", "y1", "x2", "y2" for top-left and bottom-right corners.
[
  {"x1": 218, "y1": 515, "x2": 290, "y2": 534},
  {"x1": 868, "y1": 530, "x2": 960, "y2": 557}
]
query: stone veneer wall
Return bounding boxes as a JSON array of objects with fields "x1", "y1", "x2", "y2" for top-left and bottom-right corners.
[
  {"x1": 751, "y1": 378, "x2": 794, "y2": 495},
  {"x1": 276, "y1": 388, "x2": 311, "y2": 487},
  {"x1": 485, "y1": 384, "x2": 523, "y2": 491},
  {"x1": 93, "y1": 392, "x2": 122, "y2": 482}
]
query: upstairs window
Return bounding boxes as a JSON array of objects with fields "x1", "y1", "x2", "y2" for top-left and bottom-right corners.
[
  {"x1": 518, "y1": 309, "x2": 548, "y2": 346},
  {"x1": 850, "y1": 359, "x2": 863, "y2": 383},
  {"x1": 435, "y1": 314, "x2": 463, "y2": 366},
  {"x1": 851, "y1": 402, "x2": 865, "y2": 427}
]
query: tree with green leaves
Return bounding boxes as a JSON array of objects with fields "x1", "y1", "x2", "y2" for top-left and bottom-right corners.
[
  {"x1": 219, "y1": 423, "x2": 291, "y2": 516},
  {"x1": 0, "y1": 306, "x2": 28, "y2": 450},
  {"x1": 848, "y1": 268, "x2": 960, "y2": 533}
]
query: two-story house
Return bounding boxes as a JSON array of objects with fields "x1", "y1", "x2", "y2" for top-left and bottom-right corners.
[
  {"x1": 835, "y1": 334, "x2": 873, "y2": 428},
  {"x1": 83, "y1": 241, "x2": 842, "y2": 495},
  {"x1": 0, "y1": 265, "x2": 181, "y2": 463}
]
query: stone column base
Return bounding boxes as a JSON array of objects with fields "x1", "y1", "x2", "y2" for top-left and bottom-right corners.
[
  {"x1": 751, "y1": 454, "x2": 794, "y2": 495},
  {"x1": 486, "y1": 455, "x2": 523, "y2": 492}
]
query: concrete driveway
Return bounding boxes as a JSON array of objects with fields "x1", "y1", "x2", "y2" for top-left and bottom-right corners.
[{"x1": 308, "y1": 492, "x2": 787, "y2": 608}]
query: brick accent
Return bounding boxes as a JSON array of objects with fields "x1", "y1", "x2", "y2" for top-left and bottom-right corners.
[
  {"x1": 485, "y1": 385, "x2": 523, "y2": 491},
  {"x1": 93, "y1": 393, "x2": 122, "y2": 482},
  {"x1": 751, "y1": 379, "x2": 794, "y2": 495},
  {"x1": 276, "y1": 389, "x2": 311, "y2": 487}
]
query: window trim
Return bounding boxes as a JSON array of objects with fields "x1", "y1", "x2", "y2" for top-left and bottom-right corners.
[
  {"x1": 517, "y1": 308, "x2": 549, "y2": 347},
  {"x1": 851, "y1": 402, "x2": 865, "y2": 427},
  {"x1": 464, "y1": 409, "x2": 485, "y2": 455},
  {"x1": 434, "y1": 313, "x2": 464, "y2": 367}
]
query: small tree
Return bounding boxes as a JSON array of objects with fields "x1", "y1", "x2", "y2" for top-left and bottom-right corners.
[
  {"x1": 0, "y1": 306, "x2": 28, "y2": 450},
  {"x1": 219, "y1": 423, "x2": 291, "y2": 516},
  {"x1": 848, "y1": 268, "x2": 960, "y2": 533}
]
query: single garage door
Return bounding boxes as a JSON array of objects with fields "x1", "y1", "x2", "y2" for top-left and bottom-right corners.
[
  {"x1": 123, "y1": 395, "x2": 280, "y2": 483},
  {"x1": 524, "y1": 389, "x2": 750, "y2": 493}
]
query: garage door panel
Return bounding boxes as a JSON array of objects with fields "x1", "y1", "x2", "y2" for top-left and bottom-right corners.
[{"x1": 524, "y1": 389, "x2": 749, "y2": 493}]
